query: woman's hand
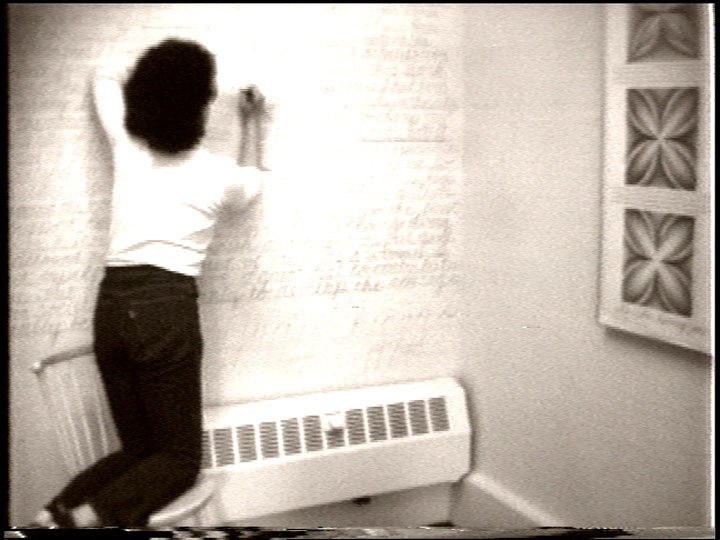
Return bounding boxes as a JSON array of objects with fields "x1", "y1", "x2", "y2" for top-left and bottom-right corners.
[
  {"x1": 236, "y1": 85, "x2": 271, "y2": 170},
  {"x1": 238, "y1": 85, "x2": 268, "y2": 119}
]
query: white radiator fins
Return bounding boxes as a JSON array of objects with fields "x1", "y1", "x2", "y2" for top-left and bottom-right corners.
[
  {"x1": 202, "y1": 395, "x2": 453, "y2": 467},
  {"x1": 409, "y1": 399, "x2": 430, "y2": 435},
  {"x1": 202, "y1": 377, "x2": 470, "y2": 521},
  {"x1": 282, "y1": 418, "x2": 302, "y2": 456},
  {"x1": 346, "y1": 409, "x2": 366, "y2": 445},
  {"x1": 259, "y1": 421, "x2": 279, "y2": 459},
  {"x1": 213, "y1": 427, "x2": 235, "y2": 467},
  {"x1": 367, "y1": 405, "x2": 388, "y2": 442},
  {"x1": 303, "y1": 416, "x2": 323, "y2": 452},
  {"x1": 201, "y1": 431, "x2": 212, "y2": 469},
  {"x1": 237, "y1": 424, "x2": 256, "y2": 462},
  {"x1": 429, "y1": 397, "x2": 450, "y2": 432},
  {"x1": 388, "y1": 402, "x2": 409, "y2": 439}
]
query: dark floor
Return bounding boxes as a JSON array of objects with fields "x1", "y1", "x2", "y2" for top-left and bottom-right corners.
[{"x1": 4, "y1": 526, "x2": 715, "y2": 539}]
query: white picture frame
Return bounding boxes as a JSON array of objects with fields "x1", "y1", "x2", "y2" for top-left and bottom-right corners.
[{"x1": 599, "y1": 4, "x2": 713, "y2": 353}]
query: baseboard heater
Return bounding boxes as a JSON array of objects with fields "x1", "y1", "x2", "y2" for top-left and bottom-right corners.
[{"x1": 201, "y1": 377, "x2": 471, "y2": 521}]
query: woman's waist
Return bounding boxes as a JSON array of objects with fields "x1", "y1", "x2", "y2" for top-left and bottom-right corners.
[
  {"x1": 105, "y1": 240, "x2": 206, "y2": 276},
  {"x1": 100, "y1": 264, "x2": 198, "y2": 298}
]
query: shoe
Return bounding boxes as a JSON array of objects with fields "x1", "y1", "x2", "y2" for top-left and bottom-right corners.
[
  {"x1": 28, "y1": 509, "x2": 57, "y2": 528},
  {"x1": 45, "y1": 500, "x2": 77, "y2": 528}
]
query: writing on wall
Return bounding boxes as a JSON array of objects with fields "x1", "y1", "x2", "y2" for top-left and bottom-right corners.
[{"x1": 10, "y1": 4, "x2": 463, "y2": 396}]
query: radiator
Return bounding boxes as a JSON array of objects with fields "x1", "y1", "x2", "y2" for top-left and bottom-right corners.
[{"x1": 201, "y1": 377, "x2": 471, "y2": 521}]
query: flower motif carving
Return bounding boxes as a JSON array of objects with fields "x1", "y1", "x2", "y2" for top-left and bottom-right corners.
[
  {"x1": 623, "y1": 209, "x2": 694, "y2": 317},
  {"x1": 626, "y1": 87, "x2": 697, "y2": 190},
  {"x1": 628, "y1": 3, "x2": 699, "y2": 61}
]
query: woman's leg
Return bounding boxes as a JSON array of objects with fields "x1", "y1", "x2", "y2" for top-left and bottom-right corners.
[{"x1": 86, "y1": 276, "x2": 203, "y2": 527}]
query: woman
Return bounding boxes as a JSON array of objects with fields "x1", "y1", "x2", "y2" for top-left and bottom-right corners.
[{"x1": 33, "y1": 38, "x2": 269, "y2": 528}]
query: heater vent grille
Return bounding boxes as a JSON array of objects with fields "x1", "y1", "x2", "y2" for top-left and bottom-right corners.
[
  {"x1": 281, "y1": 418, "x2": 302, "y2": 456},
  {"x1": 388, "y1": 402, "x2": 409, "y2": 439},
  {"x1": 203, "y1": 395, "x2": 451, "y2": 469},
  {"x1": 346, "y1": 409, "x2": 366, "y2": 445},
  {"x1": 429, "y1": 397, "x2": 450, "y2": 432},
  {"x1": 201, "y1": 431, "x2": 212, "y2": 469},
  {"x1": 259, "y1": 421, "x2": 280, "y2": 459},
  {"x1": 408, "y1": 399, "x2": 429, "y2": 435},
  {"x1": 326, "y1": 427, "x2": 346, "y2": 449},
  {"x1": 303, "y1": 415, "x2": 323, "y2": 452},
  {"x1": 237, "y1": 424, "x2": 257, "y2": 462},
  {"x1": 212, "y1": 427, "x2": 235, "y2": 467},
  {"x1": 367, "y1": 405, "x2": 388, "y2": 442}
]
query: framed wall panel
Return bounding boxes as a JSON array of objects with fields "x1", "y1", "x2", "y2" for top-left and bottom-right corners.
[{"x1": 599, "y1": 4, "x2": 713, "y2": 353}]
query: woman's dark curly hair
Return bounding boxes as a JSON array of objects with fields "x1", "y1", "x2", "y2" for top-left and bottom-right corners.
[{"x1": 123, "y1": 38, "x2": 217, "y2": 154}]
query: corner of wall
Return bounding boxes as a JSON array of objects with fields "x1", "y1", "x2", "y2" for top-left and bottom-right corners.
[{"x1": 451, "y1": 472, "x2": 565, "y2": 529}]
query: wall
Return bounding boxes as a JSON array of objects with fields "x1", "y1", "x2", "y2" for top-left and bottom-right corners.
[
  {"x1": 8, "y1": 4, "x2": 464, "y2": 526},
  {"x1": 453, "y1": 4, "x2": 713, "y2": 528}
]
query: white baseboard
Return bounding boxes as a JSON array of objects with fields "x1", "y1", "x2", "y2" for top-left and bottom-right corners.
[{"x1": 451, "y1": 472, "x2": 564, "y2": 529}]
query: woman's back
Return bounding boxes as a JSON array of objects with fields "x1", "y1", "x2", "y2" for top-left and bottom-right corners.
[
  {"x1": 94, "y1": 38, "x2": 266, "y2": 277},
  {"x1": 107, "y1": 136, "x2": 262, "y2": 276}
]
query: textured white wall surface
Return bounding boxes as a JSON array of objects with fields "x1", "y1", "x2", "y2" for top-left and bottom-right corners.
[
  {"x1": 8, "y1": 3, "x2": 713, "y2": 529},
  {"x1": 453, "y1": 3, "x2": 713, "y2": 529},
  {"x1": 9, "y1": 3, "x2": 464, "y2": 525}
]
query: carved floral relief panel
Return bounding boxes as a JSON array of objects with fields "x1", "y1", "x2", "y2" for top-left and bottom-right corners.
[
  {"x1": 626, "y1": 87, "x2": 698, "y2": 190},
  {"x1": 628, "y1": 3, "x2": 701, "y2": 62},
  {"x1": 623, "y1": 209, "x2": 694, "y2": 317}
]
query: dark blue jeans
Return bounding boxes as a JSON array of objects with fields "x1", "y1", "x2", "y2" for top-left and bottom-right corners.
[{"x1": 50, "y1": 265, "x2": 203, "y2": 527}]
